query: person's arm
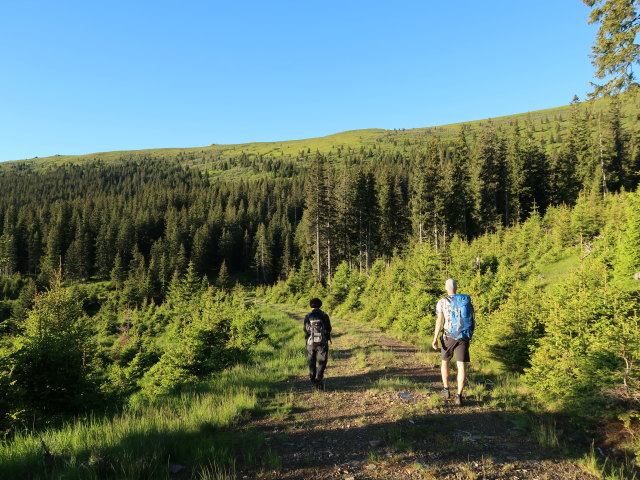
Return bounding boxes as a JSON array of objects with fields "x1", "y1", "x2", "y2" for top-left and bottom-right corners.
[
  {"x1": 303, "y1": 314, "x2": 310, "y2": 338},
  {"x1": 432, "y1": 311, "x2": 443, "y2": 350},
  {"x1": 325, "y1": 313, "x2": 332, "y2": 341}
]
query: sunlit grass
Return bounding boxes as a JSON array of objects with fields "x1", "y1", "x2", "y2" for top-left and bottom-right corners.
[
  {"x1": 415, "y1": 349, "x2": 441, "y2": 368},
  {"x1": 371, "y1": 376, "x2": 417, "y2": 392},
  {"x1": 533, "y1": 418, "x2": 560, "y2": 449},
  {"x1": 268, "y1": 391, "x2": 295, "y2": 421},
  {"x1": 578, "y1": 442, "x2": 638, "y2": 480}
]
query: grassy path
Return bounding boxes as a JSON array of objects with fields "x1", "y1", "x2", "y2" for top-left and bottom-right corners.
[{"x1": 244, "y1": 304, "x2": 598, "y2": 480}]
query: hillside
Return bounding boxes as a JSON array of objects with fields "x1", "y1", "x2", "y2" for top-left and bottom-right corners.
[{"x1": 3, "y1": 90, "x2": 640, "y2": 177}]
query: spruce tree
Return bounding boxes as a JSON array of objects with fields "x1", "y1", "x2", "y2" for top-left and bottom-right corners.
[
  {"x1": 334, "y1": 165, "x2": 356, "y2": 266},
  {"x1": 602, "y1": 97, "x2": 628, "y2": 192},
  {"x1": 450, "y1": 126, "x2": 474, "y2": 237},
  {"x1": 583, "y1": 0, "x2": 640, "y2": 96},
  {"x1": 521, "y1": 126, "x2": 550, "y2": 217},
  {"x1": 567, "y1": 96, "x2": 594, "y2": 190},
  {"x1": 409, "y1": 140, "x2": 443, "y2": 246},
  {"x1": 110, "y1": 254, "x2": 126, "y2": 291},
  {"x1": 253, "y1": 222, "x2": 273, "y2": 284},
  {"x1": 409, "y1": 152, "x2": 431, "y2": 244},
  {"x1": 305, "y1": 152, "x2": 331, "y2": 280},
  {"x1": 191, "y1": 223, "x2": 211, "y2": 275},
  {"x1": 94, "y1": 223, "x2": 115, "y2": 278},
  {"x1": 26, "y1": 223, "x2": 43, "y2": 276},
  {"x1": 614, "y1": 192, "x2": 640, "y2": 281},
  {"x1": 352, "y1": 170, "x2": 378, "y2": 272},
  {"x1": 64, "y1": 218, "x2": 91, "y2": 281},
  {"x1": 216, "y1": 260, "x2": 232, "y2": 291},
  {"x1": 505, "y1": 123, "x2": 525, "y2": 224},
  {"x1": 42, "y1": 214, "x2": 65, "y2": 281},
  {"x1": 471, "y1": 124, "x2": 504, "y2": 232},
  {"x1": 377, "y1": 169, "x2": 397, "y2": 256},
  {"x1": 0, "y1": 233, "x2": 16, "y2": 277},
  {"x1": 12, "y1": 285, "x2": 95, "y2": 413},
  {"x1": 115, "y1": 216, "x2": 135, "y2": 268}
]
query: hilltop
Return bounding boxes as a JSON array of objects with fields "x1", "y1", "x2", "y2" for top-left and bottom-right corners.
[{"x1": 3, "y1": 90, "x2": 640, "y2": 176}]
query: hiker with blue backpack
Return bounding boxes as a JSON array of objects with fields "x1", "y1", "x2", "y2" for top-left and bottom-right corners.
[
  {"x1": 304, "y1": 298, "x2": 332, "y2": 391},
  {"x1": 432, "y1": 279, "x2": 475, "y2": 406}
]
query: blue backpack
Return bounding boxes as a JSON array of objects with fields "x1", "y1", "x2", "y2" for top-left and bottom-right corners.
[{"x1": 445, "y1": 294, "x2": 475, "y2": 340}]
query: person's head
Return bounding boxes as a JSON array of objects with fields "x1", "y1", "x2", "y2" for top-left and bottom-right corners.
[
  {"x1": 445, "y1": 278, "x2": 457, "y2": 294},
  {"x1": 310, "y1": 298, "x2": 322, "y2": 309}
]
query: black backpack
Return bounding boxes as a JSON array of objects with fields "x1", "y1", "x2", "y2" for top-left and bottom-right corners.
[{"x1": 307, "y1": 311, "x2": 327, "y2": 346}]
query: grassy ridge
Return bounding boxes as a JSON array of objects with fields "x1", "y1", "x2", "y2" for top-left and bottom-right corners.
[
  {"x1": 0, "y1": 303, "x2": 306, "y2": 479},
  {"x1": 4, "y1": 90, "x2": 640, "y2": 172},
  {"x1": 0, "y1": 129, "x2": 387, "y2": 169}
]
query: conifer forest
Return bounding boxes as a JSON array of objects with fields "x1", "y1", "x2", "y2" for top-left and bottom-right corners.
[{"x1": 2, "y1": 4, "x2": 640, "y2": 478}]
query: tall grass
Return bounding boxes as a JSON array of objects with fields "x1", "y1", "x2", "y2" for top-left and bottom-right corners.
[
  {"x1": 579, "y1": 443, "x2": 638, "y2": 480},
  {"x1": 0, "y1": 305, "x2": 305, "y2": 479}
]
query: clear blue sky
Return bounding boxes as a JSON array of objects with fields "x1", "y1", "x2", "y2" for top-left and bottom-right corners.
[{"x1": 0, "y1": 0, "x2": 597, "y2": 162}]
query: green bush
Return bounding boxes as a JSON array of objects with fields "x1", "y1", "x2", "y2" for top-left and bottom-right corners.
[
  {"x1": 11, "y1": 286, "x2": 99, "y2": 414},
  {"x1": 138, "y1": 290, "x2": 265, "y2": 399},
  {"x1": 524, "y1": 259, "x2": 640, "y2": 411},
  {"x1": 0, "y1": 347, "x2": 24, "y2": 435},
  {"x1": 476, "y1": 281, "x2": 545, "y2": 371}
]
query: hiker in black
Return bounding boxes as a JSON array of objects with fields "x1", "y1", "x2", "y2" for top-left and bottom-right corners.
[{"x1": 304, "y1": 298, "x2": 332, "y2": 390}]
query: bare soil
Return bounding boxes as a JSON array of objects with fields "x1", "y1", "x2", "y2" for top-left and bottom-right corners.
[{"x1": 239, "y1": 305, "x2": 597, "y2": 480}]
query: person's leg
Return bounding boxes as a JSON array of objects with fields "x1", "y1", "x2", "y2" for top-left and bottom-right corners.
[
  {"x1": 456, "y1": 361, "x2": 466, "y2": 395},
  {"x1": 316, "y1": 345, "x2": 328, "y2": 381},
  {"x1": 307, "y1": 345, "x2": 317, "y2": 382},
  {"x1": 453, "y1": 339, "x2": 470, "y2": 396},
  {"x1": 441, "y1": 360, "x2": 450, "y2": 390}
]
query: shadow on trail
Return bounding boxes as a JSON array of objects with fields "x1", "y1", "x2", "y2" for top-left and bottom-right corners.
[
  {"x1": 312, "y1": 369, "x2": 442, "y2": 393},
  {"x1": 261, "y1": 409, "x2": 582, "y2": 476}
]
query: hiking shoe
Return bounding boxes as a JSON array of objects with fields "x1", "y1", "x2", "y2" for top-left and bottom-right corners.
[
  {"x1": 440, "y1": 388, "x2": 451, "y2": 400},
  {"x1": 454, "y1": 394, "x2": 463, "y2": 406},
  {"x1": 315, "y1": 379, "x2": 325, "y2": 391}
]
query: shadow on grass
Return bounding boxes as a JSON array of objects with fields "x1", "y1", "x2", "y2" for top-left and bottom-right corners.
[
  {"x1": 2, "y1": 406, "x2": 585, "y2": 480},
  {"x1": 0, "y1": 424, "x2": 271, "y2": 480}
]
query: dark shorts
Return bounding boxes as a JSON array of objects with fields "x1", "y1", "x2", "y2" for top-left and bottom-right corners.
[{"x1": 440, "y1": 335, "x2": 470, "y2": 362}]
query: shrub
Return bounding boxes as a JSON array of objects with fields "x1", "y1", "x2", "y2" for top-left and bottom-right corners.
[
  {"x1": 11, "y1": 286, "x2": 99, "y2": 414},
  {"x1": 138, "y1": 290, "x2": 265, "y2": 399}
]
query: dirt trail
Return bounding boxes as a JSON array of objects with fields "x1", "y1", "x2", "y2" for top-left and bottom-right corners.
[{"x1": 240, "y1": 305, "x2": 596, "y2": 480}]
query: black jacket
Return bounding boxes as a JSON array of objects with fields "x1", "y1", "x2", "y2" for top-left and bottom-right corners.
[{"x1": 304, "y1": 308, "x2": 332, "y2": 342}]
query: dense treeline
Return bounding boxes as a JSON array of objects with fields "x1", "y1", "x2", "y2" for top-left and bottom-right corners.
[
  {"x1": 0, "y1": 159, "x2": 305, "y2": 306},
  {"x1": 1, "y1": 97, "x2": 639, "y2": 313}
]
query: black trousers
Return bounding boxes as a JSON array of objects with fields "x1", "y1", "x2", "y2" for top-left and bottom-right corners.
[{"x1": 307, "y1": 343, "x2": 329, "y2": 381}]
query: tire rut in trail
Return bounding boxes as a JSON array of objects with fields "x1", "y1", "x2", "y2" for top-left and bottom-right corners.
[{"x1": 240, "y1": 304, "x2": 597, "y2": 480}]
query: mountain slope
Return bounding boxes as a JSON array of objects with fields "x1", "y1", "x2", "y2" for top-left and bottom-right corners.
[{"x1": 4, "y1": 90, "x2": 640, "y2": 174}]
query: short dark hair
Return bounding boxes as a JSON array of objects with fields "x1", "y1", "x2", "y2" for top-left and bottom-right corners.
[{"x1": 310, "y1": 298, "x2": 322, "y2": 308}]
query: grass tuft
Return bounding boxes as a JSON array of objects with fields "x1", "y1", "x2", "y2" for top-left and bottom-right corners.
[{"x1": 372, "y1": 376, "x2": 417, "y2": 391}]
